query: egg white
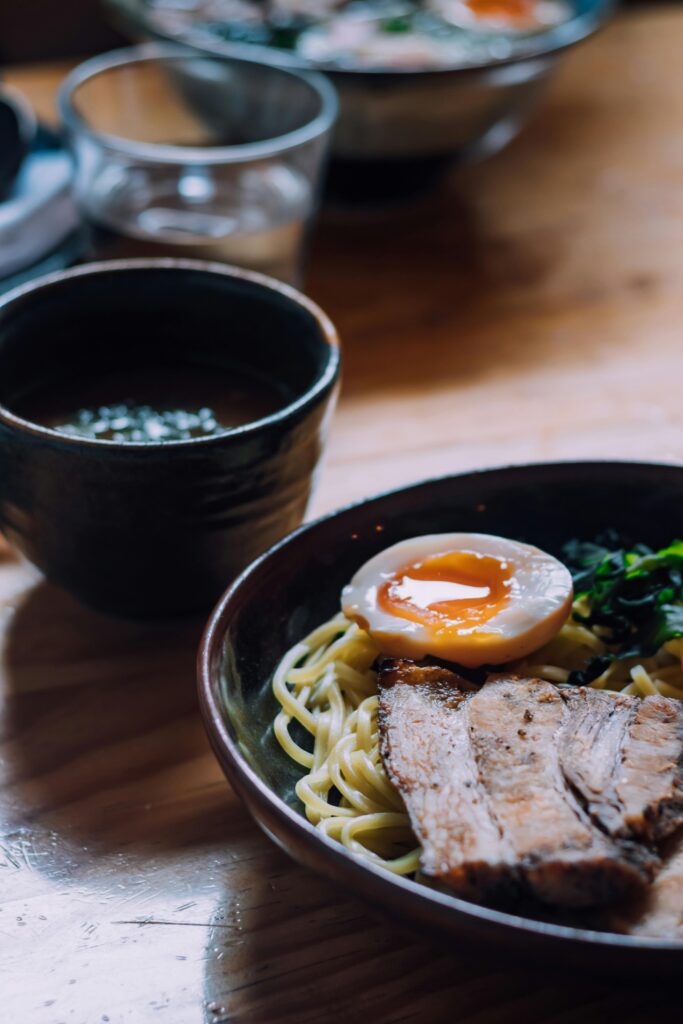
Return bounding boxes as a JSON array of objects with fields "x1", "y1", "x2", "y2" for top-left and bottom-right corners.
[{"x1": 341, "y1": 532, "x2": 574, "y2": 668}]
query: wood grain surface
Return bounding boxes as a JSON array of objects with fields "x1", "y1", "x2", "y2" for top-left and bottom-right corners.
[{"x1": 3, "y1": 7, "x2": 683, "y2": 1022}]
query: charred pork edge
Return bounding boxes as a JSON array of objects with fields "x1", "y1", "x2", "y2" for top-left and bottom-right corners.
[{"x1": 378, "y1": 664, "x2": 662, "y2": 904}]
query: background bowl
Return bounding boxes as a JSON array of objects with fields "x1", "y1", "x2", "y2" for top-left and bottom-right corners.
[
  {"x1": 199, "y1": 461, "x2": 683, "y2": 980},
  {"x1": 0, "y1": 258, "x2": 339, "y2": 617},
  {"x1": 107, "y1": 0, "x2": 616, "y2": 175}
]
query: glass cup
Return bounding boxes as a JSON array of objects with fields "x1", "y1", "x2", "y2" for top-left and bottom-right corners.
[{"x1": 58, "y1": 44, "x2": 337, "y2": 284}]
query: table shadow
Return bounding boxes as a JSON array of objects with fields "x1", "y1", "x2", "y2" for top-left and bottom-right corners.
[
  {"x1": 0, "y1": 575, "x2": 235, "y2": 868},
  {"x1": 199, "y1": 856, "x2": 638, "y2": 1024},
  {"x1": 200, "y1": 857, "x2": 683, "y2": 1024}
]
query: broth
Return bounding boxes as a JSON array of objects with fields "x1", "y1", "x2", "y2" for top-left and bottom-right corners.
[{"x1": 17, "y1": 363, "x2": 286, "y2": 443}]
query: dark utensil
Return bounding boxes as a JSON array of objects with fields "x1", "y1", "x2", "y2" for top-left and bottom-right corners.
[
  {"x1": 0, "y1": 87, "x2": 36, "y2": 200},
  {"x1": 199, "y1": 461, "x2": 683, "y2": 980},
  {"x1": 0, "y1": 259, "x2": 339, "y2": 616}
]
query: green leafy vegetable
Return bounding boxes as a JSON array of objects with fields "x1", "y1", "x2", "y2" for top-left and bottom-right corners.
[
  {"x1": 381, "y1": 15, "x2": 413, "y2": 33},
  {"x1": 562, "y1": 533, "x2": 683, "y2": 680}
]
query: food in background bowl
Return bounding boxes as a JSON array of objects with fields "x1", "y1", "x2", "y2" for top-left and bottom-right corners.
[
  {"x1": 110, "y1": 0, "x2": 614, "y2": 175},
  {"x1": 148, "y1": 0, "x2": 574, "y2": 71}
]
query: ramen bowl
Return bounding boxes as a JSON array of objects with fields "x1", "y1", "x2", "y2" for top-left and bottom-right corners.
[
  {"x1": 0, "y1": 259, "x2": 339, "y2": 616},
  {"x1": 199, "y1": 461, "x2": 683, "y2": 980},
  {"x1": 108, "y1": 0, "x2": 615, "y2": 193}
]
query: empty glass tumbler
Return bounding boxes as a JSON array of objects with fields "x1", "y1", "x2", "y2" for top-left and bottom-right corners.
[{"x1": 58, "y1": 44, "x2": 337, "y2": 283}]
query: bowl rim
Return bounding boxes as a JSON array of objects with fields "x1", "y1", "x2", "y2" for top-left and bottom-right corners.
[
  {"x1": 108, "y1": 0, "x2": 618, "y2": 79},
  {"x1": 198, "y1": 459, "x2": 683, "y2": 957},
  {"x1": 0, "y1": 257, "x2": 340, "y2": 450},
  {"x1": 58, "y1": 42, "x2": 338, "y2": 165}
]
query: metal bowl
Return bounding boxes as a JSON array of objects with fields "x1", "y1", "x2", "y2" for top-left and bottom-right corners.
[{"x1": 107, "y1": 0, "x2": 616, "y2": 166}]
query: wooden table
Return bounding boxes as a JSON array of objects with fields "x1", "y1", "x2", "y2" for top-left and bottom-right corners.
[{"x1": 3, "y1": 6, "x2": 683, "y2": 1021}]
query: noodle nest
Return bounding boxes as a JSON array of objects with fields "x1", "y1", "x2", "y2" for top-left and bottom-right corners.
[{"x1": 272, "y1": 605, "x2": 683, "y2": 872}]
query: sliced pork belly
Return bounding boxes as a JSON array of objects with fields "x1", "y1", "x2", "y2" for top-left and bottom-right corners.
[
  {"x1": 558, "y1": 689, "x2": 635, "y2": 838},
  {"x1": 606, "y1": 832, "x2": 683, "y2": 939},
  {"x1": 468, "y1": 676, "x2": 651, "y2": 907},
  {"x1": 378, "y1": 661, "x2": 516, "y2": 899},
  {"x1": 560, "y1": 689, "x2": 683, "y2": 843},
  {"x1": 617, "y1": 695, "x2": 683, "y2": 841},
  {"x1": 378, "y1": 663, "x2": 652, "y2": 908}
]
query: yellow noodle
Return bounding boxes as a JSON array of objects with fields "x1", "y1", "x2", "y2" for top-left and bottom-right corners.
[
  {"x1": 524, "y1": 664, "x2": 570, "y2": 684},
  {"x1": 273, "y1": 615, "x2": 419, "y2": 874},
  {"x1": 651, "y1": 665, "x2": 683, "y2": 681},
  {"x1": 652, "y1": 679, "x2": 683, "y2": 699},
  {"x1": 561, "y1": 622, "x2": 606, "y2": 654},
  {"x1": 589, "y1": 661, "x2": 619, "y2": 690},
  {"x1": 273, "y1": 601, "x2": 683, "y2": 880},
  {"x1": 630, "y1": 664, "x2": 659, "y2": 697},
  {"x1": 528, "y1": 605, "x2": 683, "y2": 699}
]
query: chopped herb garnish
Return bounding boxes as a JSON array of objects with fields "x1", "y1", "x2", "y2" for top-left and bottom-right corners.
[
  {"x1": 562, "y1": 533, "x2": 683, "y2": 677},
  {"x1": 380, "y1": 15, "x2": 414, "y2": 33}
]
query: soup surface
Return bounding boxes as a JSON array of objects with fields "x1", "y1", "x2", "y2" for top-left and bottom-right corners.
[{"x1": 17, "y1": 363, "x2": 285, "y2": 442}]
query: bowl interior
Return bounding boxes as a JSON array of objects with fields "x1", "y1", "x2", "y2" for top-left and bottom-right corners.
[
  {"x1": 0, "y1": 261, "x2": 334, "y2": 436},
  {"x1": 215, "y1": 462, "x2": 683, "y2": 801},
  {"x1": 203, "y1": 462, "x2": 683, "y2": 969}
]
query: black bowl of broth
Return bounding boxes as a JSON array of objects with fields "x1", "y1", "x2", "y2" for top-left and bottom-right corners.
[{"x1": 0, "y1": 259, "x2": 339, "y2": 616}]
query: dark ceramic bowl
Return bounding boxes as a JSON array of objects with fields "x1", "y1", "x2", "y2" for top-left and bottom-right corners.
[
  {"x1": 0, "y1": 259, "x2": 339, "y2": 616},
  {"x1": 199, "y1": 461, "x2": 683, "y2": 980}
]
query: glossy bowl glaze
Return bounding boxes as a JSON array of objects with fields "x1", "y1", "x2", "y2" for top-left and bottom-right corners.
[
  {"x1": 199, "y1": 461, "x2": 683, "y2": 979},
  {"x1": 108, "y1": 0, "x2": 615, "y2": 167},
  {"x1": 0, "y1": 259, "x2": 339, "y2": 616}
]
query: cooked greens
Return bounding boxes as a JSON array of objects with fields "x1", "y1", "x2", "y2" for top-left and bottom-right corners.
[{"x1": 562, "y1": 532, "x2": 683, "y2": 685}]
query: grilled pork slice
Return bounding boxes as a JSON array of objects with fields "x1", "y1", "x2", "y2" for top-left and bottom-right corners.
[
  {"x1": 467, "y1": 676, "x2": 652, "y2": 907},
  {"x1": 378, "y1": 661, "x2": 516, "y2": 899},
  {"x1": 560, "y1": 689, "x2": 683, "y2": 843},
  {"x1": 611, "y1": 830, "x2": 683, "y2": 939},
  {"x1": 378, "y1": 663, "x2": 653, "y2": 908}
]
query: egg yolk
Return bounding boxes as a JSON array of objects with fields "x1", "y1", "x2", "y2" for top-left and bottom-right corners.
[
  {"x1": 466, "y1": 0, "x2": 536, "y2": 25},
  {"x1": 378, "y1": 550, "x2": 513, "y2": 633}
]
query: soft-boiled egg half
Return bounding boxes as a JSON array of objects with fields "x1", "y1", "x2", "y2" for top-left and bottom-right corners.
[
  {"x1": 431, "y1": 0, "x2": 570, "y2": 34},
  {"x1": 342, "y1": 533, "x2": 573, "y2": 668}
]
